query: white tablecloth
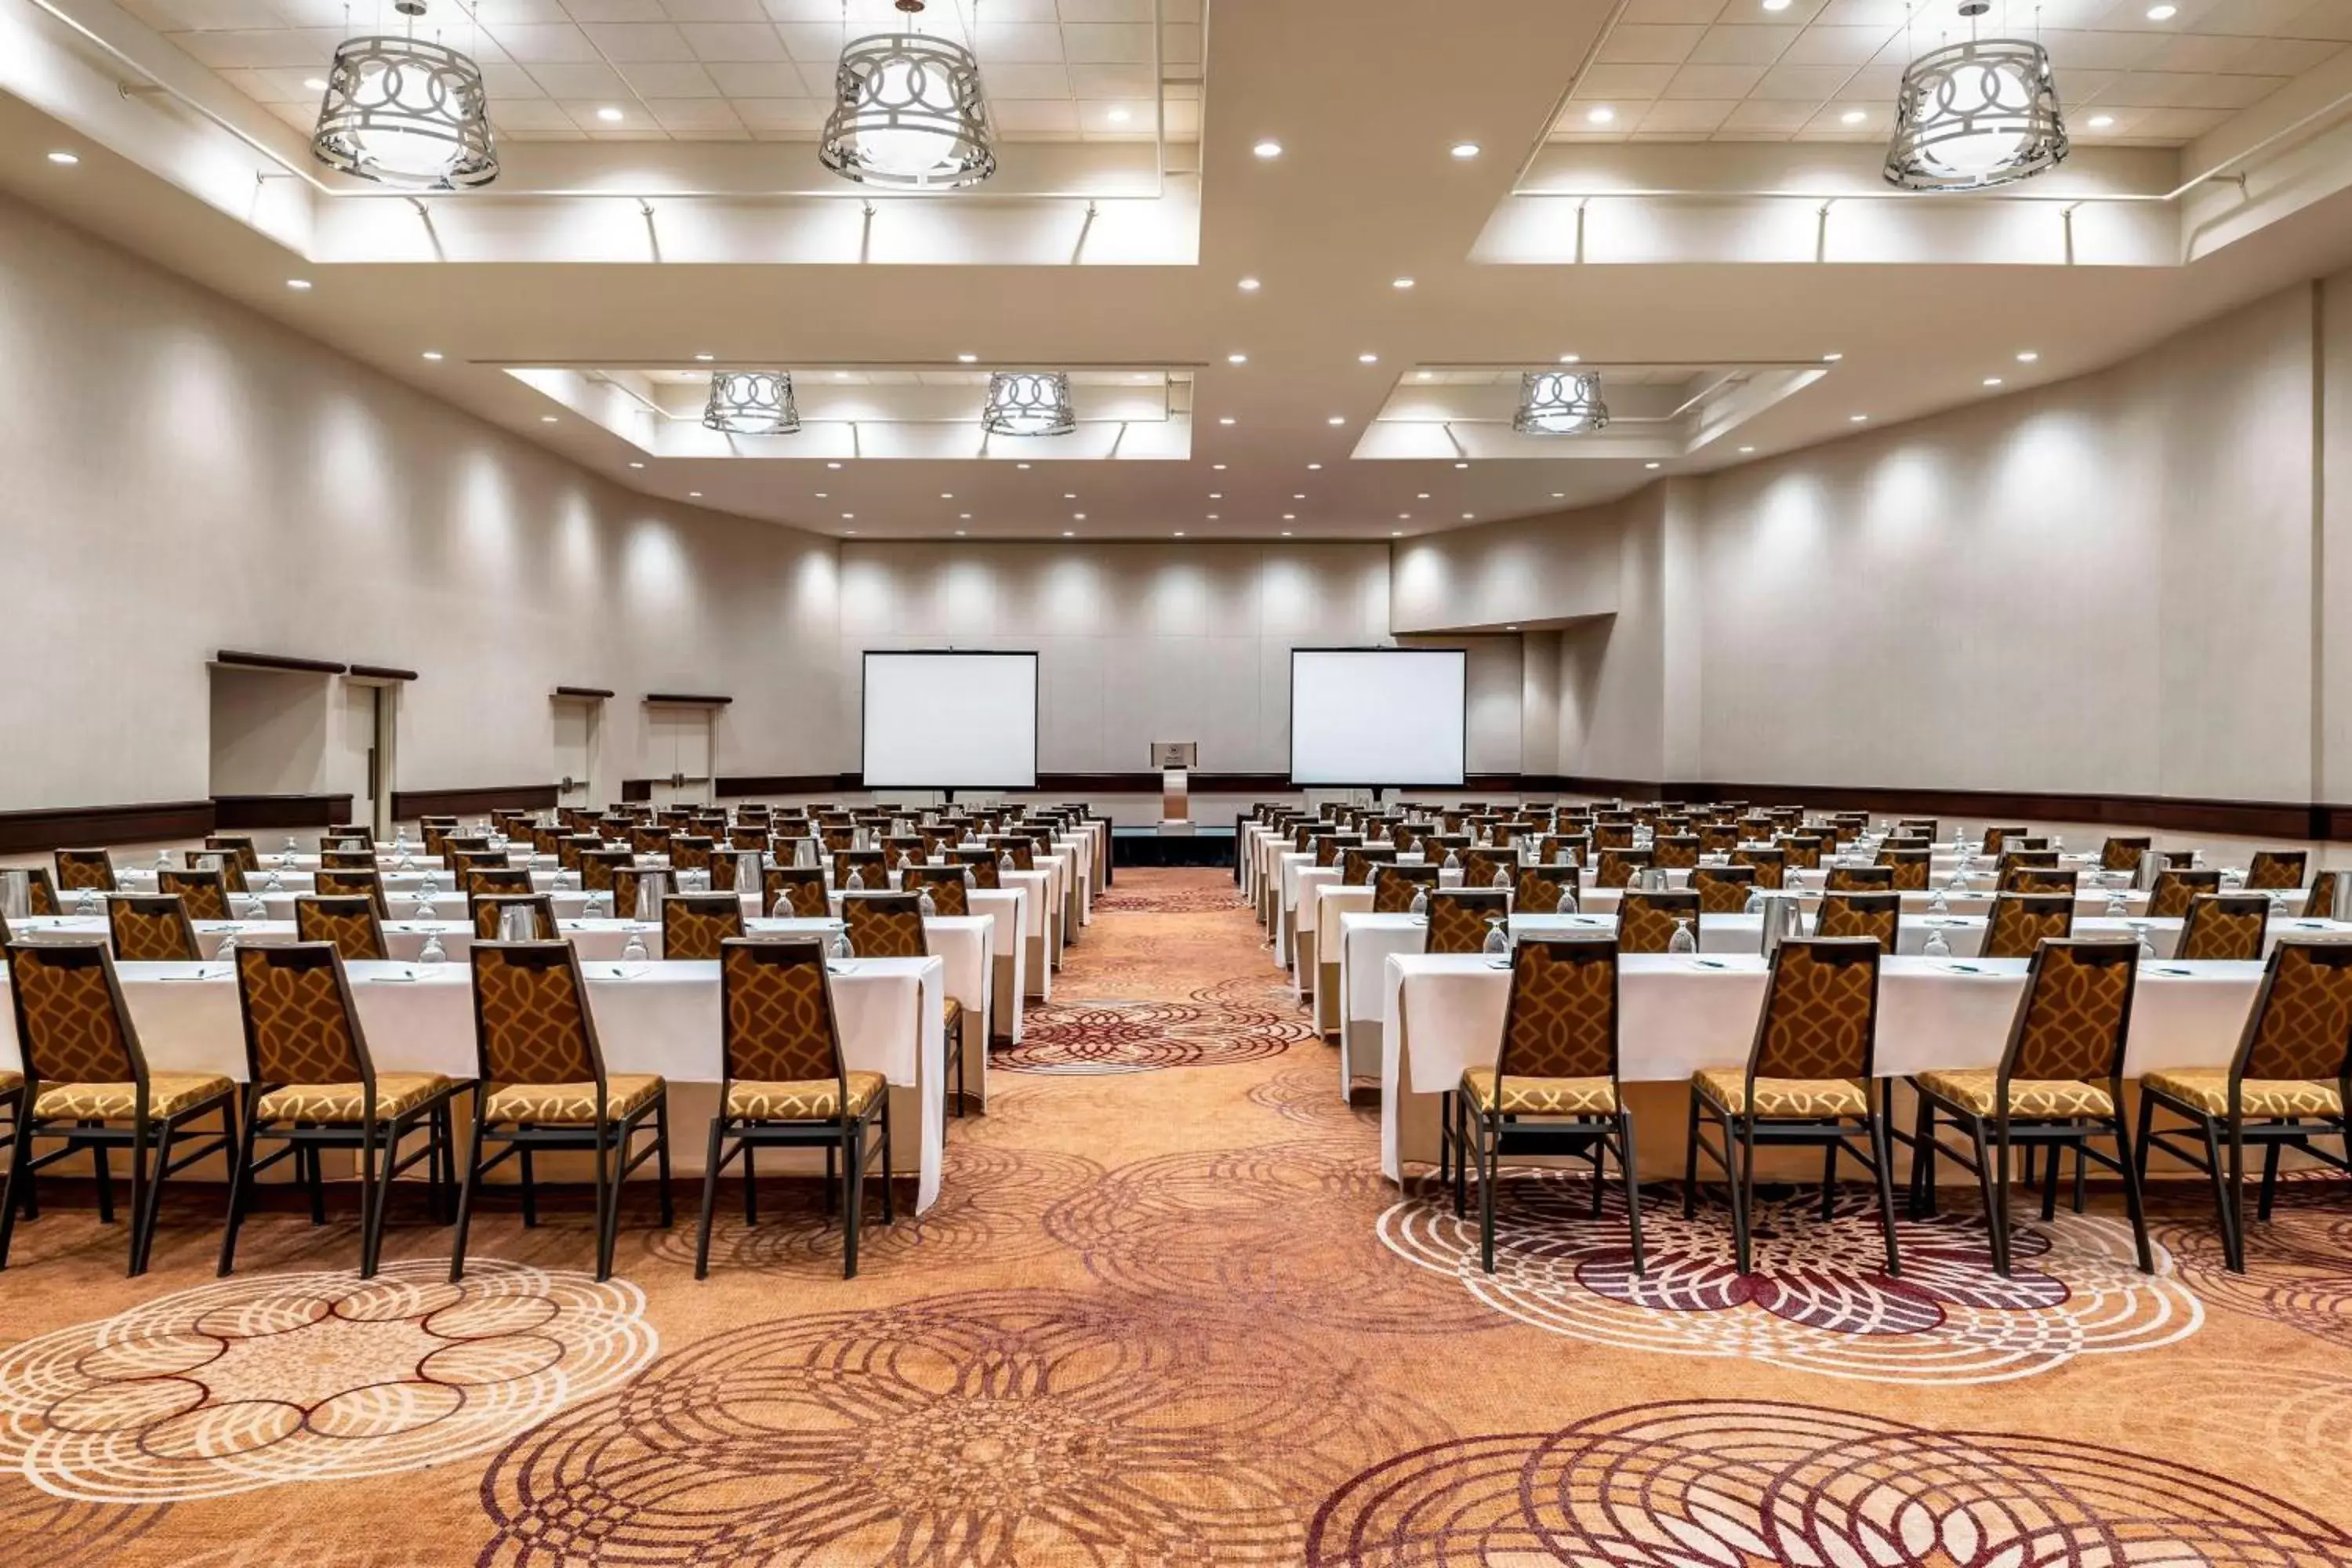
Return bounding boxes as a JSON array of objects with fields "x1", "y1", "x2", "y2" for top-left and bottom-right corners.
[
  {"x1": 0, "y1": 956, "x2": 949, "y2": 1210},
  {"x1": 1377, "y1": 952, "x2": 2271, "y2": 1184}
]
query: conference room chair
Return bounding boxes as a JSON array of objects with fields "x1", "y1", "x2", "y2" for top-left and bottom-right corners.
[
  {"x1": 419, "y1": 823, "x2": 454, "y2": 859},
  {"x1": 296, "y1": 894, "x2": 392, "y2": 960},
  {"x1": 1442, "y1": 938, "x2": 1641, "y2": 1276},
  {"x1": 1513, "y1": 865, "x2": 1580, "y2": 913},
  {"x1": 2249, "y1": 850, "x2": 2310, "y2": 891},
  {"x1": 671, "y1": 837, "x2": 718, "y2": 880},
  {"x1": 1909, "y1": 938, "x2": 2151, "y2": 1275},
  {"x1": 1593, "y1": 849, "x2": 1652, "y2": 890},
  {"x1": 663, "y1": 893, "x2": 746, "y2": 960},
  {"x1": 9, "y1": 866, "x2": 60, "y2": 917},
  {"x1": 446, "y1": 834, "x2": 493, "y2": 859},
  {"x1": 317, "y1": 867, "x2": 390, "y2": 916},
  {"x1": 1981, "y1": 892, "x2": 2075, "y2": 959},
  {"x1": 183, "y1": 851, "x2": 251, "y2": 892},
  {"x1": 1824, "y1": 865, "x2": 1895, "y2": 894},
  {"x1": 1980, "y1": 826, "x2": 2028, "y2": 855},
  {"x1": 1619, "y1": 890, "x2": 1700, "y2": 954},
  {"x1": 1738, "y1": 814, "x2": 1777, "y2": 841},
  {"x1": 1877, "y1": 848, "x2": 1932, "y2": 890},
  {"x1": 630, "y1": 825, "x2": 673, "y2": 857},
  {"x1": 557, "y1": 833, "x2": 602, "y2": 872},
  {"x1": 452, "y1": 942, "x2": 670, "y2": 1283},
  {"x1": 1539, "y1": 833, "x2": 1590, "y2": 868},
  {"x1": 1730, "y1": 847, "x2": 1788, "y2": 889},
  {"x1": 1340, "y1": 846, "x2": 1399, "y2": 885},
  {"x1": 1777, "y1": 835, "x2": 1826, "y2": 870},
  {"x1": 1314, "y1": 833, "x2": 1364, "y2": 870},
  {"x1": 201, "y1": 834, "x2": 260, "y2": 874},
  {"x1": 53, "y1": 848, "x2": 116, "y2": 892},
  {"x1": 1687, "y1": 938, "x2": 1898, "y2": 1277},
  {"x1": 218, "y1": 943, "x2": 463, "y2": 1278},
  {"x1": 831, "y1": 850, "x2": 889, "y2": 891},
  {"x1": 1816, "y1": 891, "x2": 1901, "y2": 949},
  {"x1": 844, "y1": 892, "x2": 969, "y2": 1113},
  {"x1": 2002, "y1": 866, "x2": 2080, "y2": 896},
  {"x1": 2136, "y1": 939, "x2": 2352, "y2": 1272},
  {"x1": 728, "y1": 826, "x2": 771, "y2": 852},
  {"x1": 2149, "y1": 868, "x2": 2224, "y2": 919},
  {"x1": 1425, "y1": 889, "x2": 1509, "y2": 954},
  {"x1": 157, "y1": 867, "x2": 234, "y2": 922},
  {"x1": 1371, "y1": 865, "x2": 1439, "y2": 913},
  {"x1": 107, "y1": 894, "x2": 201, "y2": 961},
  {"x1": 465, "y1": 866, "x2": 535, "y2": 900},
  {"x1": 579, "y1": 845, "x2": 634, "y2": 905},
  {"x1": 1694, "y1": 823, "x2": 1737, "y2": 855},
  {"x1": 2176, "y1": 894, "x2": 2270, "y2": 962},
  {"x1": 0, "y1": 942, "x2": 238, "y2": 1276},
  {"x1": 615, "y1": 866, "x2": 680, "y2": 924},
  {"x1": 472, "y1": 892, "x2": 559, "y2": 942},
  {"x1": 696, "y1": 937, "x2": 896, "y2": 1275},
  {"x1": 944, "y1": 849, "x2": 1000, "y2": 889},
  {"x1": 993, "y1": 837, "x2": 1038, "y2": 873},
  {"x1": 1461, "y1": 848, "x2": 1515, "y2": 891},
  {"x1": 2305, "y1": 878, "x2": 2339, "y2": 920},
  {"x1": 900, "y1": 866, "x2": 971, "y2": 914},
  {"x1": 1652, "y1": 834, "x2": 1701, "y2": 870},
  {"x1": 319, "y1": 848, "x2": 376, "y2": 870},
  {"x1": 2101, "y1": 836, "x2": 2153, "y2": 873},
  {"x1": 1690, "y1": 865, "x2": 1757, "y2": 914},
  {"x1": 1899, "y1": 817, "x2": 1940, "y2": 841},
  {"x1": 1590, "y1": 823, "x2": 1635, "y2": 852}
]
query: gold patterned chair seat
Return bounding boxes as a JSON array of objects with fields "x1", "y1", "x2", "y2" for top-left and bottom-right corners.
[
  {"x1": 1692, "y1": 1069, "x2": 1868, "y2": 1119},
  {"x1": 1915, "y1": 1069, "x2": 2114, "y2": 1119},
  {"x1": 1459, "y1": 1067, "x2": 1616, "y2": 1116},
  {"x1": 2140, "y1": 1069, "x2": 2343, "y2": 1119},
  {"x1": 34, "y1": 1073, "x2": 234, "y2": 1120},
  {"x1": 726, "y1": 1070, "x2": 887, "y2": 1121},
  {"x1": 0, "y1": 1070, "x2": 20, "y2": 1098},
  {"x1": 483, "y1": 1073, "x2": 664, "y2": 1125},
  {"x1": 254, "y1": 1073, "x2": 456, "y2": 1123}
]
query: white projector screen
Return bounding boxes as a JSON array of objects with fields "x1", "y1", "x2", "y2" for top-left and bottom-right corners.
[
  {"x1": 862, "y1": 652, "x2": 1040, "y2": 789},
  {"x1": 1290, "y1": 648, "x2": 1467, "y2": 787}
]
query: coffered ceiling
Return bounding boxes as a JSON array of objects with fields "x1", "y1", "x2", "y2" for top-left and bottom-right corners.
[{"x1": 9, "y1": 0, "x2": 2352, "y2": 543}]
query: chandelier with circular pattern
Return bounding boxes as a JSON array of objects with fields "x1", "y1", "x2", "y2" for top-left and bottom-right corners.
[
  {"x1": 1884, "y1": 2, "x2": 2068, "y2": 192},
  {"x1": 1513, "y1": 371, "x2": 1610, "y2": 436},
  {"x1": 818, "y1": 0, "x2": 996, "y2": 190},
  {"x1": 702, "y1": 371, "x2": 800, "y2": 436},
  {"x1": 310, "y1": 2, "x2": 498, "y2": 190},
  {"x1": 982, "y1": 372, "x2": 1076, "y2": 437}
]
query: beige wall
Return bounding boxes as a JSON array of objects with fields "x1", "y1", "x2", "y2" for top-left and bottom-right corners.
[{"x1": 0, "y1": 191, "x2": 843, "y2": 814}]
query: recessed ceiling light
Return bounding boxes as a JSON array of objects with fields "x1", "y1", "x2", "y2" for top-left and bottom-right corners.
[
  {"x1": 844, "y1": 528, "x2": 856, "y2": 535},
  {"x1": 1450, "y1": 141, "x2": 1480, "y2": 159},
  {"x1": 1643, "y1": 462, "x2": 1661, "y2": 470},
  {"x1": 1073, "y1": 512, "x2": 1086, "y2": 520},
  {"x1": 629, "y1": 460, "x2": 644, "y2": 469},
  {"x1": 1238, "y1": 276, "x2": 1261, "y2": 292},
  {"x1": 1358, "y1": 352, "x2": 1378, "y2": 363},
  {"x1": 1552, "y1": 492, "x2": 1565, "y2": 499},
  {"x1": 1416, "y1": 370, "x2": 1433, "y2": 380},
  {"x1": 1398, "y1": 514, "x2": 1410, "y2": 521},
  {"x1": 539, "y1": 415, "x2": 557, "y2": 423},
  {"x1": 1505, "y1": 625, "x2": 1519, "y2": 632},
  {"x1": 688, "y1": 490, "x2": 702, "y2": 497},
  {"x1": 1228, "y1": 352, "x2": 1247, "y2": 364},
  {"x1": 1107, "y1": 107, "x2": 1131, "y2": 123},
  {"x1": 1461, "y1": 512, "x2": 1475, "y2": 520},
  {"x1": 1213, "y1": 463, "x2": 1228, "y2": 470},
  {"x1": 955, "y1": 353, "x2": 978, "y2": 364},
  {"x1": 45, "y1": 151, "x2": 78, "y2": 165},
  {"x1": 1762, "y1": 0, "x2": 1791, "y2": 10},
  {"x1": 1392, "y1": 277, "x2": 1415, "y2": 289},
  {"x1": 1210, "y1": 492, "x2": 1222, "y2": 499},
  {"x1": 1207, "y1": 514, "x2": 1219, "y2": 520},
  {"x1": 1018, "y1": 462, "x2": 1031, "y2": 469},
  {"x1": 1559, "y1": 354, "x2": 1581, "y2": 364},
  {"x1": 1738, "y1": 446, "x2": 1755, "y2": 455},
  {"x1": 1280, "y1": 530, "x2": 1292, "y2": 536},
  {"x1": 1173, "y1": 530, "x2": 1185, "y2": 537},
  {"x1": 596, "y1": 106, "x2": 624, "y2": 122},
  {"x1": 303, "y1": 77, "x2": 328, "y2": 91},
  {"x1": 959, "y1": 513, "x2": 971, "y2": 519},
  {"x1": 2017, "y1": 350, "x2": 2040, "y2": 362},
  {"x1": 1984, "y1": 376, "x2": 2004, "y2": 387},
  {"x1": 815, "y1": 492, "x2": 828, "y2": 498},
  {"x1": 2146, "y1": 4, "x2": 2176, "y2": 18},
  {"x1": 420, "y1": 350, "x2": 443, "y2": 361},
  {"x1": 1822, "y1": 352, "x2": 1843, "y2": 362},
  {"x1": 841, "y1": 512, "x2": 855, "y2": 519},
  {"x1": 1327, "y1": 415, "x2": 1345, "y2": 426},
  {"x1": 1292, "y1": 493, "x2": 1305, "y2": 499},
  {"x1": 1218, "y1": 416, "x2": 1236, "y2": 426},
  {"x1": 1062, "y1": 529, "x2": 1075, "y2": 537},
  {"x1": 1307, "y1": 463, "x2": 1322, "y2": 470},
  {"x1": 1063, "y1": 492, "x2": 1077, "y2": 499},
  {"x1": 1585, "y1": 105, "x2": 1615, "y2": 125},
  {"x1": 1416, "y1": 492, "x2": 1430, "y2": 499},
  {"x1": 285, "y1": 278, "x2": 312, "y2": 290},
  {"x1": 1283, "y1": 513, "x2": 1296, "y2": 520},
  {"x1": 1453, "y1": 462, "x2": 1468, "y2": 470},
  {"x1": 827, "y1": 461, "x2": 842, "y2": 469},
  {"x1": 1840, "y1": 109, "x2": 1867, "y2": 125},
  {"x1": 1850, "y1": 413, "x2": 1870, "y2": 423},
  {"x1": 955, "y1": 528, "x2": 968, "y2": 535},
  {"x1": 2088, "y1": 114, "x2": 2115, "y2": 129},
  {"x1": 940, "y1": 492, "x2": 953, "y2": 499},
  {"x1": 1392, "y1": 530, "x2": 1403, "y2": 536},
  {"x1": 1253, "y1": 139, "x2": 1283, "y2": 158}
]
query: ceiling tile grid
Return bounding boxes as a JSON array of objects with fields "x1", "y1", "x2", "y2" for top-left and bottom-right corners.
[
  {"x1": 125, "y1": 0, "x2": 1203, "y2": 142},
  {"x1": 1550, "y1": 0, "x2": 2352, "y2": 146}
]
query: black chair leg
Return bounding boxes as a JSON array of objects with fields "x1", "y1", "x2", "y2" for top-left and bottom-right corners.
[
  {"x1": 1682, "y1": 1093, "x2": 1701, "y2": 1220},
  {"x1": 1820, "y1": 1141, "x2": 1838, "y2": 1222},
  {"x1": 217, "y1": 1095, "x2": 263, "y2": 1277},
  {"x1": 843, "y1": 1126, "x2": 865, "y2": 1279},
  {"x1": 743, "y1": 1142, "x2": 758, "y2": 1225},
  {"x1": 2194, "y1": 1116, "x2": 2239, "y2": 1271},
  {"x1": 449, "y1": 1092, "x2": 489, "y2": 1284},
  {"x1": 2258, "y1": 1135, "x2": 2282, "y2": 1223},
  {"x1": 1450, "y1": 1094, "x2": 1468, "y2": 1218},
  {"x1": 654, "y1": 1098, "x2": 674, "y2": 1229},
  {"x1": 359, "y1": 1123, "x2": 390, "y2": 1278},
  {"x1": 303, "y1": 1139, "x2": 327, "y2": 1226},
  {"x1": 2113, "y1": 1109, "x2": 2155, "y2": 1274},
  {"x1": 1728, "y1": 1116, "x2": 1755, "y2": 1276},
  {"x1": 2071, "y1": 1142, "x2": 2088, "y2": 1214},
  {"x1": 1911, "y1": 1092, "x2": 1940, "y2": 1218},
  {"x1": 131, "y1": 1118, "x2": 178, "y2": 1278},
  {"x1": 93, "y1": 1135, "x2": 114, "y2": 1225},
  {"x1": 880, "y1": 1103, "x2": 895, "y2": 1225},
  {"x1": 1869, "y1": 1109, "x2": 1903, "y2": 1278},
  {"x1": 126, "y1": 1120, "x2": 152, "y2": 1277},
  {"x1": 823, "y1": 1145, "x2": 837, "y2": 1217},
  {"x1": 592, "y1": 1130, "x2": 618, "y2": 1283},
  {"x1": 518, "y1": 1145, "x2": 538, "y2": 1228},
  {"x1": 0, "y1": 1118, "x2": 30, "y2": 1270},
  {"x1": 1964, "y1": 1117, "x2": 2005, "y2": 1275},
  {"x1": 1476, "y1": 1116, "x2": 1497, "y2": 1276},
  {"x1": 1618, "y1": 1109, "x2": 1645, "y2": 1278},
  {"x1": 694, "y1": 1121, "x2": 727, "y2": 1279}
]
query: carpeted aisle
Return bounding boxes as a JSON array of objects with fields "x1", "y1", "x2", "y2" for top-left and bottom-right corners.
[{"x1": 2, "y1": 868, "x2": 2350, "y2": 1564}]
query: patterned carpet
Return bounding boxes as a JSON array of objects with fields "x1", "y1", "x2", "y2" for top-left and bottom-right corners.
[{"x1": 2, "y1": 868, "x2": 2351, "y2": 1564}]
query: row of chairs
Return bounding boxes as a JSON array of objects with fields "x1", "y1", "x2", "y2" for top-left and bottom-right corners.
[
  {"x1": 0, "y1": 934, "x2": 912, "y2": 1283},
  {"x1": 1447, "y1": 935, "x2": 2352, "y2": 1280}
]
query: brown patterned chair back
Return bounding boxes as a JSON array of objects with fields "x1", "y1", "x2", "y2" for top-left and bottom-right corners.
[
  {"x1": 662, "y1": 893, "x2": 745, "y2": 960},
  {"x1": 1341, "y1": 847, "x2": 1399, "y2": 885},
  {"x1": 472, "y1": 893, "x2": 558, "y2": 942},
  {"x1": 1983, "y1": 893, "x2": 2075, "y2": 959},
  {"x1": 17, "y1": 867, "x2": 59, "y2": 917},
  {"x1": 1876, "y1": 848, "x2": 1931, "y2": 891},
  {"x1": 991, "y1": 838, "x2": 1037, "y2": 873},
  {"x1": 1513, "y1": 865, "x2": 1580, "y2": 914},
  {"x1": 579, "y1": 847, "x2": 633, "y2": 893},
  {"x1": 557, "y1": 835, "x2": 602, "y2": 871},
  {"x1": 5, "y1": 942, "x2": 142, "y2": 1087},
  {"x1": 943, "y1": 849, "x2": 998, "y2": 888},
  {"x1": 317, "y1": 868, "x2": 389, "y2": 916},
  {"x1": 759, "y1": 867, "x2": 831, "y2": 919},
  {"x1": 2176, "y1": 895, "x2": 2269, "y2": 963},
  {"x1": 2248, "y1": 851, "x2": 2309, "y2": 891},
  {"x1": 1494, "y1": 939, "x2": 1619, "y2": 1085},
  {"x1": 670, "y1": 837, "x2": 717, "y2": 873},
  {"x1": 2002, "y1": 940, "x2": 2138, "y2": 1086},
  {"x1": 1698, "y1": 823, "x2": 1739, "y2": 855},
  {"x1": 1592, "y1": 823, "x2": 1634, "y2": 851},
  {"x1": 183, "y1": 851, "x2": 250, "y2": 892},
  {"x1": 1652, "y1": 835, "x2": 1701, "y2": 870},
  {"x1": 2100, "y1": 837, "x2": 2152, "y2": 873},
  {"x1": 1824, "y1": 865, "x2": 1894, "y2": 894},
  {"x1": 107, "y1": 895, "x2": 201, "y2": 961},
  {"x1": 470, "y1": 942, "x2": 604, "y2": 1090},
  {"x1": 1372, "y1": 865, "x2": 1439, "y2": 913},
  {"x1": 720, "y1": 938, "x2": 848, "y2": 1105},
  {"x1": 1898, "y1": 818, "x2": 1939, "y2": 841},
  {"x1": 729, "y1": 827, "x2": 771, "y2": 851},
  {"x1": 1747, "y1": 938, "x2": 1881, "y2": 1085},
  {"x1": 2002, "y1": 866, "x2": 2078, "y2": 895},
  {"x1": 54, "y1": 849, "x2": 116, "y2": 892},
  {"x1": 2149, "y1": 869, "x2": 2222, "y2": 920},
  {"x1": 2304, "y1": 877, "x2": 2339, "y2": 921},
  {"x1": 2236, "y1": 941, "x2": 2352, "y2": 1086},
  {"x1": 1540, "y1": 834, "x2": 1589, "y2": 868},
  {"x1": 1313, "y1": 834, "x2": 1361, "y2": 870},
  {"x1": 1426, "y1": 889, "x2": 1509, "y2": 955},
  {"x1": 1618, "y1": 890, "x2": 1700, "y2": 954},
  {"x1": 420, "y1": 825, "x2": 452, "y2": 859},
  {"x1": 844, "y1": 892, "x2": 929, "y2": 959},
  {"x1": 1593, "y1": 849, "x2": 1651, "y2": 890},
  {"x1": 1459, "y1": 849, "x2": 1513, "y2": 890},
  {"x1": 319, "y1": 848, "x2": 376, "y2": 869},
  {"x1": 234, "y1": 942, "x2": 371, "y2": 1090},
  {"x1": 1690, "y1": 865, "x2": 1757, "y2": 914},
  {"x1": 1777, "y1": 835, "x2": 1825, "y2": 870},
  {"x1": 201, "y1": 835, "x2": 260, "y2": 873},
  {"x1": 1730, "y1": 847, "x2": 1786, "y2": 889},
  {"x1": 900, "y1": 867, "x2": 971, "y2": 915},
  {"x1": 1980, "y1": 826, "x2": 2027, "y2": 856},
  {"x1": 465, "y1": 866, "x2": 535, "y2": 898},
  {"x1": 630, "y1": 826, "x2": 672, "y2": 856},
  {"x1": 1815, "y1": 891, "x2": 1900, "y2": 950},
  {"x1": 297, "y1": 894, "x2": 391, "y2": 960},
  {"x1": 834, "y1": 850, "x2": 889, "y2": 887},
  {"x1": 157, "y1": 868, "x2": 234, "y2": 922}
]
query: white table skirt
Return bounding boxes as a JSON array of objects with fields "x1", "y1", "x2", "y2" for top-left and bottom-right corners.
[
  {"x1": 0, "y1": 956, "x2": 949, "y2": 1210},
  {"x1": 1377, "y1": 952, "x2": 2271, "y2": 1184}
]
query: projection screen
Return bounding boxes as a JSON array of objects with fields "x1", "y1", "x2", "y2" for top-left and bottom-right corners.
[
  {"x1": 861, "y1": 651, "x2": 1040, "y2": 789},
  {"x1": 1290, "y1": 648, "x2": 1467, "y2": 787}
]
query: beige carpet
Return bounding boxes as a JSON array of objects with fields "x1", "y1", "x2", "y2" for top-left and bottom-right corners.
[{"x1": 0, "y1": 868, "x2": 2347, "y2": 1565}]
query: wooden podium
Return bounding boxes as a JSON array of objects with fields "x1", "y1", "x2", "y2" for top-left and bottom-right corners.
[{"x1": 1152, "y1": 742, "x2": 1196, "y2": 830}]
